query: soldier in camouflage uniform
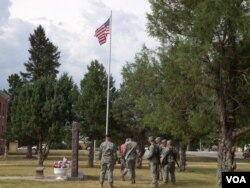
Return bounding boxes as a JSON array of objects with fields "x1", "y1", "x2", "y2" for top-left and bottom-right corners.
[
  {"x1": 120, "y1": 138, "x2": 129, "y2": 179},
  {"x1": 99, "y1": 134, "x2": 117, "y2": 188},
  {"x1": 146, "y1": 136, "x2": 160, "y2": 187},
  {"x1": 122, "y1": 136, "x2": 140, "y2": 184},
  {"x1": 155, "y1": 137, "x2": 163, "y2": 180},
  {"x1": 161, "y1": 140, "x2": 177, "y2": 184},
  {"x1": 160, "y1": 139, "x2": 168, "y2": 183}
]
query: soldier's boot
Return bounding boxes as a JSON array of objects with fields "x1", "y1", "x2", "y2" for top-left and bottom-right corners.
[
  {"x1": 99, "y1": 183, "x2": 103, "y2": 188},
  {"x1": 131, "y1": 179, "x2": 136, "y2": 184},
  {"x1": 151, "y1": 183, "x2": 158, "y2": 187},
  {"x1": 109, "y1": 182, "x2": 114, "y2": 188},
  {"x1": 171, "y1": 181, "x2": 176, "y2": 185},
  {"x1": 121, "y1": 175, "x2": 125, "y2": 181}
]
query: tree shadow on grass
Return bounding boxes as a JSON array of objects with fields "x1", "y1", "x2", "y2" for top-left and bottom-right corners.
[
  {"x1": 85, "y1": 175, "x2": 99, "y2": 180},
  {"x1": 172, "y1": 179, "x2": 215, "y2": 188},
  {"x1": 185, "y1": 167, "x2": 216, "y2": 175}
]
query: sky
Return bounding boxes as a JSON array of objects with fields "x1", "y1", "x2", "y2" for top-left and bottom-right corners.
[{"x1": 0, "y1": 0, "x2": 158, "y2": 90}]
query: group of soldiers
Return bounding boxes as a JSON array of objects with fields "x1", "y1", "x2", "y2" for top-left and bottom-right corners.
[
  {"x1": 98, "y1": 134, "x2": 177, "y2": 188},
  {"x1": 145, "y1": 136, "x2": 178, "y2": 187}
]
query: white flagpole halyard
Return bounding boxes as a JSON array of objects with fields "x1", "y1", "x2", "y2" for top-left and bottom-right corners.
[{"x1": 105, "y1": 11, "x2": 112, "y2": 135}]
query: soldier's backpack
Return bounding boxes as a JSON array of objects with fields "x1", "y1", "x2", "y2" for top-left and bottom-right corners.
[{"x1": 144, "y1": 144, "x2": 160, "y2": 160}]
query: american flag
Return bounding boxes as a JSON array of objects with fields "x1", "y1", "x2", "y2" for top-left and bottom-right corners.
[{"x1": 95, "y1": 18, "x2": 110, "y2": 45}]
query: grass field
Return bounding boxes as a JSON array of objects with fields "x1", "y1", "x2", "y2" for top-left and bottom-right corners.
[{"x1": 0, "y1": 150, "x2": 249, "y2": 188}]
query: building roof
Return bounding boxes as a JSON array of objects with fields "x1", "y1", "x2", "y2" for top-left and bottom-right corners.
[{"x1": 0, "y1": 90, "x2": 10, "y2": 100}]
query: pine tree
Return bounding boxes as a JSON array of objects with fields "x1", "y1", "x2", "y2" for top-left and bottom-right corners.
[
  {"x1": 21, "y1": 25, "x2": 60, "y2": 81},
  {"x1": 78, "y1": 60, "x2": 116, "y2": 167}
]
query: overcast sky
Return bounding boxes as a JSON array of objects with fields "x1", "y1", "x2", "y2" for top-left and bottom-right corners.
[{"x1": 0, "y1": 0, "x2": 158, "y2": 90}]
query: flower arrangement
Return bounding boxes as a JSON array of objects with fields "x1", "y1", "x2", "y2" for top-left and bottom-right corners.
[{"x1": 53, "y1": 157, "x2": 70, "y2": 168}]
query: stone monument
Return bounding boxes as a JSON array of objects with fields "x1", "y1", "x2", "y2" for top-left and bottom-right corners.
[{"x1": 68, "y1": 121, "x2": 84, "y2": 180}]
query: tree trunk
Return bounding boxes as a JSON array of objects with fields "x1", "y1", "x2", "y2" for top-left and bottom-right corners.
[
  {"x1": 179, "y1": 144, "x2": 187, "y2": 172},
  {"x1": 88, "y1": 139, "x2": 94, "y2": 168},
  {"x1": 215, "y1": 37, "x2": 237, "y2": 187},
  {"x1": 187, "y1": 138, "x2": 192, "y2": 151},
  {"x1": 216, "y1": 122, "x2": 236, "y2": 187},
  {"x1": 216, "y1": 96, "x2": 237, "y2": 188},
  {"x1": 137, "y1": 128, "x2": 146, "y2": 168},
  {"x1": 26, "y1": 145, "x2": 33, "y2": 158},
  {"x1": 37, "y1": 141, "x2": 44, "y2": 167}
]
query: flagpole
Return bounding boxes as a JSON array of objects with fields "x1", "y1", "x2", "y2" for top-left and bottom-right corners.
[{"x1": 105, "y1": 11, "x2": 112, "y2": 135}]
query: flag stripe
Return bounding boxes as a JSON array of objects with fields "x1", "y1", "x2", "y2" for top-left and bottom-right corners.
[{"x1": 95, "y1": 18, "x2": 110, "y2": 45}]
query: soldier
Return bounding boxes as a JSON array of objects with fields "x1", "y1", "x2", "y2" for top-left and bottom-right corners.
[
  {"x1": 160, "y1": 139, "x2": 168, "y2": 183},
  {"x1": 161, "y1": 140, "x2": 177, "y2": 184},
  {"x1": 155, "y1": 137, "x2": 162, "y2": 149},
  {"x1": 99, "y1": 134, "x2": 117, "y2": 188},
  {"x1": 120, "y1": 138, "x2": 129, "y2": 179},
  {"x1": 122, "y1": 136, "x2": 140, "y2": 184},
  {"x1": 146, "y1": 136, "x2": 160, "y2": 187},
  {"x1": 155, "y1": 137, "x2": 163, "y2": 180}
]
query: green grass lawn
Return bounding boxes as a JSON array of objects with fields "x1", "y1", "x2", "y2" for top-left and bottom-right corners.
[{"x1": 0, "y1": 150, "x2": 249, "y2": 188}]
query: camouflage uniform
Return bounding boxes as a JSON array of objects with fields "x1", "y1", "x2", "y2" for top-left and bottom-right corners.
[
  {"x1": 159, "y1": 139, "x2": 167, "y2": 181},
  {"x1": 122, "y1": 140, "x2": 140, "y2": 183},
  {"x1": 156, "y1": 140, "x2": 164, "y2": 181},
  {"x1": 147, "y1": 142, "x2": 160, "y2": 187},
  {"x1": 99, "y1": 140, "x2": 117, "y2": 187},
  {"x1": 160, "y1": 146, "x2": 168, "y2": 183},
  {"x1": 161, "y1": 146, "x2": 177, "y2": 184},
  {"x1": 120, "y1": 139, "x2": 129, "y2": 179}
]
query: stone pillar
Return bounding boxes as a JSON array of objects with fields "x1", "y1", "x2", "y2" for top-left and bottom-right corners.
[{"x1": 71, "y1": 121, "x2": 79, "y2": 177}]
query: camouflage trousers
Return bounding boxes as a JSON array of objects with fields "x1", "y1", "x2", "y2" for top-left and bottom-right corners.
[
  {"x1": 100, "y1": 162, "x2": 114, "y2": 184},
  {"x1": 150, "y1": 161, "x2": 159, "y2": 185},
  {"x1": 125, "y1": 158, "x2": 136, "y2": 180},
  {"x1": 163, "y1": 162, "x2": 175, "y2": 184},
  {"x1": 120, "y1": 158, "x2": 128, "y2": 178}
]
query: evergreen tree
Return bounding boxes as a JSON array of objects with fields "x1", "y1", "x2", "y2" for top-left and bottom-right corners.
[
  {"x1": 7, "y1": 74, "x2": 23, "y2": 98},
  {"x1": 5, "y1": 74, "x2": 31, "y2": 155},
  {"x1": 113, "y1": 46, "x2": 162, "y2": 157},
  {"x1": 11, "y1": 83, "x2": 37, "y2": 158},
  {"x1": 155, "y1": 43, "x2": 217, "y2": 171},
  {"x1": 147, "y1": 0, "x2": 250, "y2": 186},
  {"x1": 21, "y1": 25, "x2": 60, "y2": 81},
  {"x1": 78, "y1": 60, "x2": 116, "y2": 167},
  {"x1": 11, "y1": 75, "x2": 75, "y2": 166}
]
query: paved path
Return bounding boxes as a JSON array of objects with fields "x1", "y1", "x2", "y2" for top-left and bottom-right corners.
[
  {"x1": 187, "y1": 151, "x2": 244, "y2": 159},
  {"x1": 0, "y1": 173, "x2": 85, "y2": 181},
  {"x1": 0, "y1": 176, "x2": 65, "y2": 181}
]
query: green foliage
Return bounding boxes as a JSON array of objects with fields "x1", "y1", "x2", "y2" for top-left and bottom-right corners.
[
  {"x1": 114, "y1": 43, "x2": 217, "y2": 147},
  {"x1": 11, "y1": 84, "x2": 35, "y2": 143},
  {"x1": 7, "y1": 74, "x2": 23, "y2": 97},
  {"x1": 78, "y1": 60, "x2": 116, "y2": 140},
  {"x1": 5, "y1": 74, "x2": 24, "y2": 142},
  {"x1": 113, "y1": 46, "x2": 162, "y2": 140},
  {"x1": 10, "y1": 75, "x2": 77, "y2": 163},
  {"x1": 21, "y1": 25, "x2": 60, "y2": 81},
  {"x1": 8, "y1": 25, "x2": 77, "y2": 162},
  {"x1": 147, "y1": 0, "x2": 250, "y2": 183}
]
